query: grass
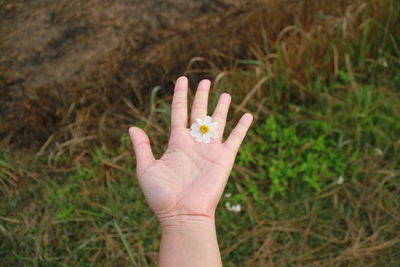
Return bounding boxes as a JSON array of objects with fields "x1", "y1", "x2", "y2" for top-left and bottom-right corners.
[{"x1": 1, "y1": 0, "x2": 400, "y2": 266}]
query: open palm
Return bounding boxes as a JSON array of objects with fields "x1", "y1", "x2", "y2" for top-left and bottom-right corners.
[{"x1": 129, "y1": 77, "x2": 253, "y2": 221}]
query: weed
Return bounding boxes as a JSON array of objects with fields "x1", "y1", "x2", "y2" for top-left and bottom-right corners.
[{"x1": 237, "y1": 115, "x2": 349, "y2": 197}]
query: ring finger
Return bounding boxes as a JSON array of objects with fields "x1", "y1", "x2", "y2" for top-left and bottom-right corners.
[{"x1": 212, "y1": 93, "x2": 231, "y2": 140}]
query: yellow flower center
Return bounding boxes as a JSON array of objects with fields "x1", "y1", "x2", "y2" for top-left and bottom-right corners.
[{"x1": 200, "y1": 125, "x2": 209, "y2": 134}]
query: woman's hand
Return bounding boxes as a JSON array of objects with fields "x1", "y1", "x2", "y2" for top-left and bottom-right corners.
[
  {"x1": 129, "y1": 76, "x2": 253, "y2": 223},
  {"x1": 129, "y1": 76, "x2": 252, "y2": 266}
]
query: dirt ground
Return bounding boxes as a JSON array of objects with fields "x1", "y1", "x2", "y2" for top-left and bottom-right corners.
[
  {"x1": 1, "y1": 0, "x2": 241, "y2": 146},
  {"x1": 1, "y1": 0, "x2": 230, "y2": 87},
  {"x1": 0, "y1": 0, "x2": 348, "y2": 148}
]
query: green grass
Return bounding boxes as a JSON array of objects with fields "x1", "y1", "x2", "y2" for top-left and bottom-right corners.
[{"x1": 1, "y1": 0, "x2": 400, "y2": 266}]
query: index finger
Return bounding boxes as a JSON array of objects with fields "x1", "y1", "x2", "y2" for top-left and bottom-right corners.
[{"x1": 224, "y1": 113, "x2": 253, "y2": 154}]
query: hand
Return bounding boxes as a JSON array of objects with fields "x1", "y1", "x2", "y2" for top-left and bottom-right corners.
[{"x1": 129, "y1": 76, "x2": 253, "y2": 223}]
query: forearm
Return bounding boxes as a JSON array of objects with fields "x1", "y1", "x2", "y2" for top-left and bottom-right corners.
[{"x1": 158, "y1": 215, "x2": 222, "y2": 267}]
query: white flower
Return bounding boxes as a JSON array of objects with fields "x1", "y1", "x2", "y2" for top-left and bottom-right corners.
[
  {"x1": 337, "y1": 176, "x2": 345, "y2": 185},
  {"x1": 231, "y1": 204, "x2": 241, "y2": 213},
  {"x1": 190, "y1": 116, "x2": 219, "y2": 144},
  {"x1": 374, "y1": 148, "x2": 383, "y2": 157},
  {"x1": 225, "y1": 202, "x2": 242, "y2": 213},
  {"x1": 378, "y1": 57, "x2": 388, "y2": 68}
]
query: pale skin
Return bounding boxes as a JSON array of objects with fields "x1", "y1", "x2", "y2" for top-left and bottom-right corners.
[{"x1": 129, "y1": 76, "x2": 253, "y2": 267}]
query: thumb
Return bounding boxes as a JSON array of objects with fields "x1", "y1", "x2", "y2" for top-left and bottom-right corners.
[{"x1": 128, "y1": 127, "x2": 155, "y2": 174}]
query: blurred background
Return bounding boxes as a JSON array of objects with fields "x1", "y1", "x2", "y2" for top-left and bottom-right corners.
[{"x1": 1, "y1": 0, "x2": 399, "y2": 265}]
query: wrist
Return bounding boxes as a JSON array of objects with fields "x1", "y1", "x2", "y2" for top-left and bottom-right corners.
[
  {"x1": 158, "y1": 214, "x2": 216, "y2": 232},
  {"x1": 158, "y1": 214, "x2": 222, "y2": 267}
]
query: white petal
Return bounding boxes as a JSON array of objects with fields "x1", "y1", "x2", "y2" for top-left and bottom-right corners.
[
  {"x1": 210, "y1": 121, "x2": 219, "y2": 130},
  {"x1": 191, "y1": 128, "x2": 201, "y2": 137},
  {"x1": 196, "y1": 118, "x2": 203, "y2": 125},
  {"x1": 209, "y1": 123, "x2": 219, "y2": 138},
  {"x1": 195, "y1": 135, "x2": 203, "y2": 142},
  {"x1": 191, "y1": 122, "x2": 200, "y2": 130},
  {"x1": 231, "y1": 204, "x2": 241, "y2": 212},
  {"x1": 210, "y1": 129, "x2": 218, "y2": 139},
  {"x1": 203, "y1": 133, "x2": 211, "y2": 143},
  {"x1": 203, "y1": 115, "x2": 212, "y2": 125}
]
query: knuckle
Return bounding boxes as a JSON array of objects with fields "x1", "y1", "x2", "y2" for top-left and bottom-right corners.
[
  {"x1": 224, "y1": 143, "x2": 236, "y2": 153},
  {"x1": 194, "y1": 100, "x2": 207, "y2": 106},
  {"x1": 213, "y1": 111, "x2": 225, "y2": 120},
  {"x1": 171, "y1": 124, "x2": 183, "y2": 130},
  {"x1": 135, "y1": 140, "x2": 150, "y2": 147},
  {"x1": 172, "y1": 101, "x2": 185, "y2": 109},
  {"x1": 174, "y1": 88, "x2": 186, "y2": 93},
  {"x1": 191, "y1": 103, "x2": 206, "y2": 111},
  {"x1": 231, "y1": 129, "x2": 242, "y2": 138}
]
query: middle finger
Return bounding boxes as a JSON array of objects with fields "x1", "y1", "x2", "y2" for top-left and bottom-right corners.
[{"x1": 190, "y1": 79, "x2": 211, "y2": 124}]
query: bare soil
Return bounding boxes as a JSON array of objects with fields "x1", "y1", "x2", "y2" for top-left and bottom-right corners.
[
  {"x1": 0, "y1": 0, "x2": 237, "y2": 147},
  {"x1": 1, "y1": 0, "x2": 229, "y2": 88},
  {"x1": 0, "y1": 0, "x2": 349, "y2": 148}
]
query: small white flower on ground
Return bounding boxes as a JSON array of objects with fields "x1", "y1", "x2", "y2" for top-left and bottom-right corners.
[
  {"x1": 374, "y1": 148, "x2": 383, "y2": 157},
  {"x1": 231, "y1": 204, "x2": 241, "y2": 213},
  {"x1": 337, "y1": 176, "x2": 345, "y2": 185},
  {"x1": 225, "y1": 202, "x2": 242, "y2": 212},
  {"x1": 190, "y1": 115, "x2": 219, "y2": 144},
  {"x1": 378, "y1": 57, "x2": 388, "y2": 68}
]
